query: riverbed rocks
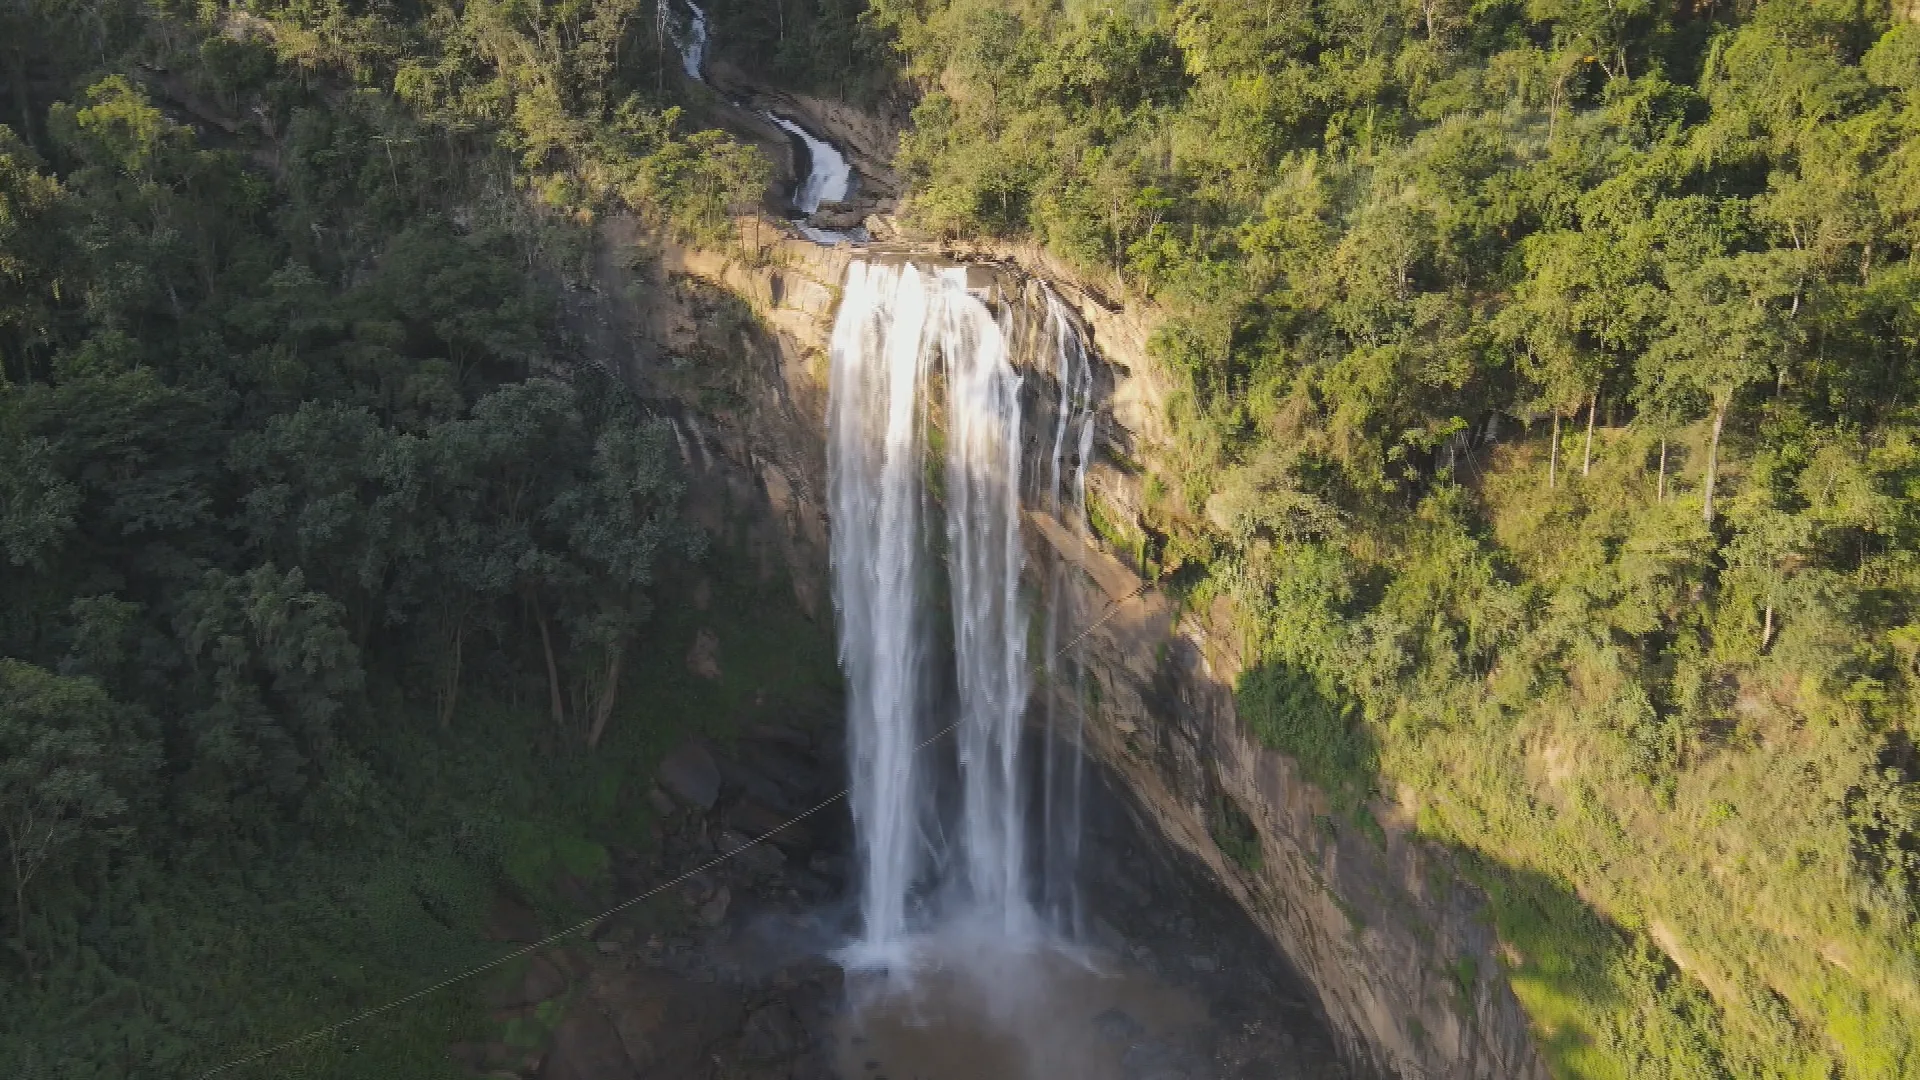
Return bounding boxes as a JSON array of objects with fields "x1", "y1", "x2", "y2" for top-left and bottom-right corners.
[
  {"x1": 657, "y1": 741, "x2": 721, "y2": 810},
  {"x1": 457, "y1": 728, "x2": 853, "y2": 1080},
  {"x1": 807, "y1": 201, "x2": 869, "y2": 231}
]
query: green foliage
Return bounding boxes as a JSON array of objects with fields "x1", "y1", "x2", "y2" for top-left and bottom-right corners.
[
  {"x1": 0, "y1": 2, "x2": 802, "y2": 1074},
  {"x1": 1210, "y1": 793, "x2": 1264, "y2": 872},
  {"x1": 873, "y1": 0, "x2": 1920, "y2": 1075},
  {"x1": 1236, "y1": 661, "x2": 1375, "y2": 818}
]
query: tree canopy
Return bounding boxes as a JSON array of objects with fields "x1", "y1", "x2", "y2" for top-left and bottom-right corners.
[
  {"x1": 0, "y1": 1, "x2": 793, "y2": 1074},
  {"x1": 844, "y1": 0, "x2": 1920, "y2": 1075}
]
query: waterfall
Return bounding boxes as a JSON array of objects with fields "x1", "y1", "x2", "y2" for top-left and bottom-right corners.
[
  {"x1": 1037, "y1": 289, "x2": 1096, "y2": 932},
  {"x1": 828, "y1": 260, "x2": 1100, "y2": 959},
  {"x1": 674, "y1": 1, "x2": 709, "y2": 83},
  {"x1": 829, "y1": 262, "x2": 935, "y2": 949},
  {"x1": 765, "y1": 113, "x2": 852, "y2": 215},
  {"x1": 940, "y1": 268, "x2": 1032, "y2": 937}
]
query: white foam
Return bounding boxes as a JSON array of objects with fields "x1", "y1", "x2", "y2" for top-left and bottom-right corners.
[
  {"x1": 678, "y1": 1, "x2": 709, "y2": 82},
  {"x1": 766, "y1": 112, "x2": 852, "y2": 215},
  {"x1": 829, "y1": 262, "x2": 1100, "y2": 955}
]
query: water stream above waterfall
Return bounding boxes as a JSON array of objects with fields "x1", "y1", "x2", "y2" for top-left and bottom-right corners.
[
  {"x1": 672, "y1": 0, "x2": 860, "y2": 242},
  {"x1": 677, "y1": 0, "x2": 708, "y2": 82}
]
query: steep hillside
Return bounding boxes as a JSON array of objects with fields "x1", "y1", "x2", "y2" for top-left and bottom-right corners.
[
  {"x1": 0, "y1": 3, "x2": 836, "y2": 1075},
  {"x1": 719, "y1": 0, "x2": 1920, "y2": 1076}
]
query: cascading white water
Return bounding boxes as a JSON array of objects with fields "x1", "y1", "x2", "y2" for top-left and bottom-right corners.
[
  {"x1": 766, "y1": 113, "x2": 853, "y2": 215},
  {"x1": 677, "y1": 0, "x2": 709, "y2": 82},
  {"x1": 1037, "y1": 289, "x2": 1097, "y2": 931},
  {"x1": 829, "y1": 260, "x2": 1100, "y2": 958},
  {"x1": 829, "y1": 262, "x2": 935, "y2": 949},
  {"x1": 940, "y1": 270, "x2": 1033, "y2": 936}
]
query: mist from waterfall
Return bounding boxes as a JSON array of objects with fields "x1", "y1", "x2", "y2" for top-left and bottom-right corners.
[{"x1": 828, "y1": 260, "x2": 1099, "y2": 963}]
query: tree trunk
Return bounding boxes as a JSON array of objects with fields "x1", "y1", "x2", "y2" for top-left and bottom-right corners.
[
  {"x1": 587, "y1": 641, "x2": 625, "y2": 750},
  {"x1": 1761, "y1": 603, "x2": 1775, "y2": 652},
  {"x1": 1703, "y1": 392, "x2": 1729, "y2": 525},
  {"x1": 1583, "y1": 391, "x2": 1597, "y2": 477},
  {"x1": 535, "y1": 601, "x2": 565, "y2": 727},
  {"x1": 1657, "y1": 438, "x2": 1668, "y2": 503},
  {"x1": 438, "y1": 620, "x2": 464, "y2": 729},
  {"x1": 12, "y1": 874, "x2": 26, "y2": 977},
  {"x1": 8, "y1": 821, "x2": 33, "y2": 978},
  {"x1": 1548, "y1": 411, "x2": 1561, "y2": 490}
]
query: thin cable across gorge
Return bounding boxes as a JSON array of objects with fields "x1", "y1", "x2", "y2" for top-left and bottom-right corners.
[{"x1": 199, "y1": 577, "x2": 1153, "y2": 1077}]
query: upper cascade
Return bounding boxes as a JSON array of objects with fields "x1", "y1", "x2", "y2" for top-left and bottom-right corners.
[
  {"x1": 765, "y1": 112, "x2": 853, "y2": 217},
  {"x1": 677, "y1": 0, "x2": 709, "y2": 82},
  {"x1": 671, "y1": 0, "x2": 857, "y2": 237}
]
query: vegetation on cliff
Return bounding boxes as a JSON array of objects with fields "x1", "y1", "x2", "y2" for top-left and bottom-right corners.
[
  {"x1": 0, "y1": 2, "x2": 820, "y2": 1075},
  {"x1": 859, "y1": 0, "x2": 1920, "y2": 1075}
]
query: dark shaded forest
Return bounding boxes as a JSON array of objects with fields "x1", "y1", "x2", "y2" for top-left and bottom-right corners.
[{"x1": 0, "y1": 2, "x2": 829, "y2": 1076}]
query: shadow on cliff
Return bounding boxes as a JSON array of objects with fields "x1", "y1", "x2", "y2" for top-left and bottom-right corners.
[
  {"x1": 1226, "y1": 660, "x2": 1738, "y2": 1076},
  {"x1": 1232, "y1": 660, "x2": 1379, "y2": 820},
  {"x1": 1442, "y1": 847, "x2": 1741, "y2": 1077}
]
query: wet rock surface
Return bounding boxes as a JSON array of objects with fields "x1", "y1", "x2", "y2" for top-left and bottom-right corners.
[{"x1": 453, "y1": 728, "x2": 1347, "y2": 1080}]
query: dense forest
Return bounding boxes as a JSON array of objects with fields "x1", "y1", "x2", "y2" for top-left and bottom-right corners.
[
  {"x1": 8, "y1": 0, "x2": 1920, "y2": 1077},
  {"x1": 0, "y1": 1, "x2": 833, "y2": 1076},
  {"x1": 828, "y1": 0, "x2": 1920, "y2": 1076}
]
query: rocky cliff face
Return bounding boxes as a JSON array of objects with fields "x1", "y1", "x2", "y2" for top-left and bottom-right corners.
[{"x1": 581, "y1": 217, "x2": 1551, "y2": 1080}]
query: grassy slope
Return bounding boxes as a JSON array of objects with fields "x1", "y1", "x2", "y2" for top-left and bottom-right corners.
[{"x1": 1229, "y1": 414, "x2": 1917, "y2": 1078}]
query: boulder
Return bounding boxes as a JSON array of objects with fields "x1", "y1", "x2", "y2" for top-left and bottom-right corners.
[
  {"x1": 739, "y1": 1002, "x2": 804, "y2": 1062},
  {"x1": 739, "y1": 743, "x2": 828, "y2": 800},
  {"x1": 728, "y1": 799, "x2": 814, "y2": 851},
  {"x1": 540, "y1": 1007, "x2": 633, "y2": 1080},
  {"x1": 488, "y1": 953, "x2": 570, "y2": 1009},
  {"x1": 808, "y1": 207, "x2": 866, "y2": 230},
  {"x1": 715, "y1": 754, "x2": 793, "y2": 811},
  {"x1": 657, "y1": 742, "x2": 720, "y2": 809},
  {"x1": 590, "y1": 971, "x2": 745, "y2": 1077},
  {"x1": 685, "y1": 628, "x2": 722, "y2": 681},
  {"x1": 717, "y1": 829, "x2": 788, "y2": 877}
]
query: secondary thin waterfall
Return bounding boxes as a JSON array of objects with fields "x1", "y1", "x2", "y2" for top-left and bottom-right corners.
[
  {"x1": 1037, "y1": 289, "x2": 1096, "y2": 933},
  {"x1": 829, "y1": 260, "x2": 1099, "y2": 956}
]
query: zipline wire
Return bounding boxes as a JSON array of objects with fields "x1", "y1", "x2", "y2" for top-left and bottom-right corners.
[{"x1": 198, "y1": 576, "x2": 1153, "y2": 1078}]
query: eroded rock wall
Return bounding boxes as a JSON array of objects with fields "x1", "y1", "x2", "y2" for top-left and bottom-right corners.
[{"x1": 586, "y1": 221, "x2": 1551, "y2": 1080}]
